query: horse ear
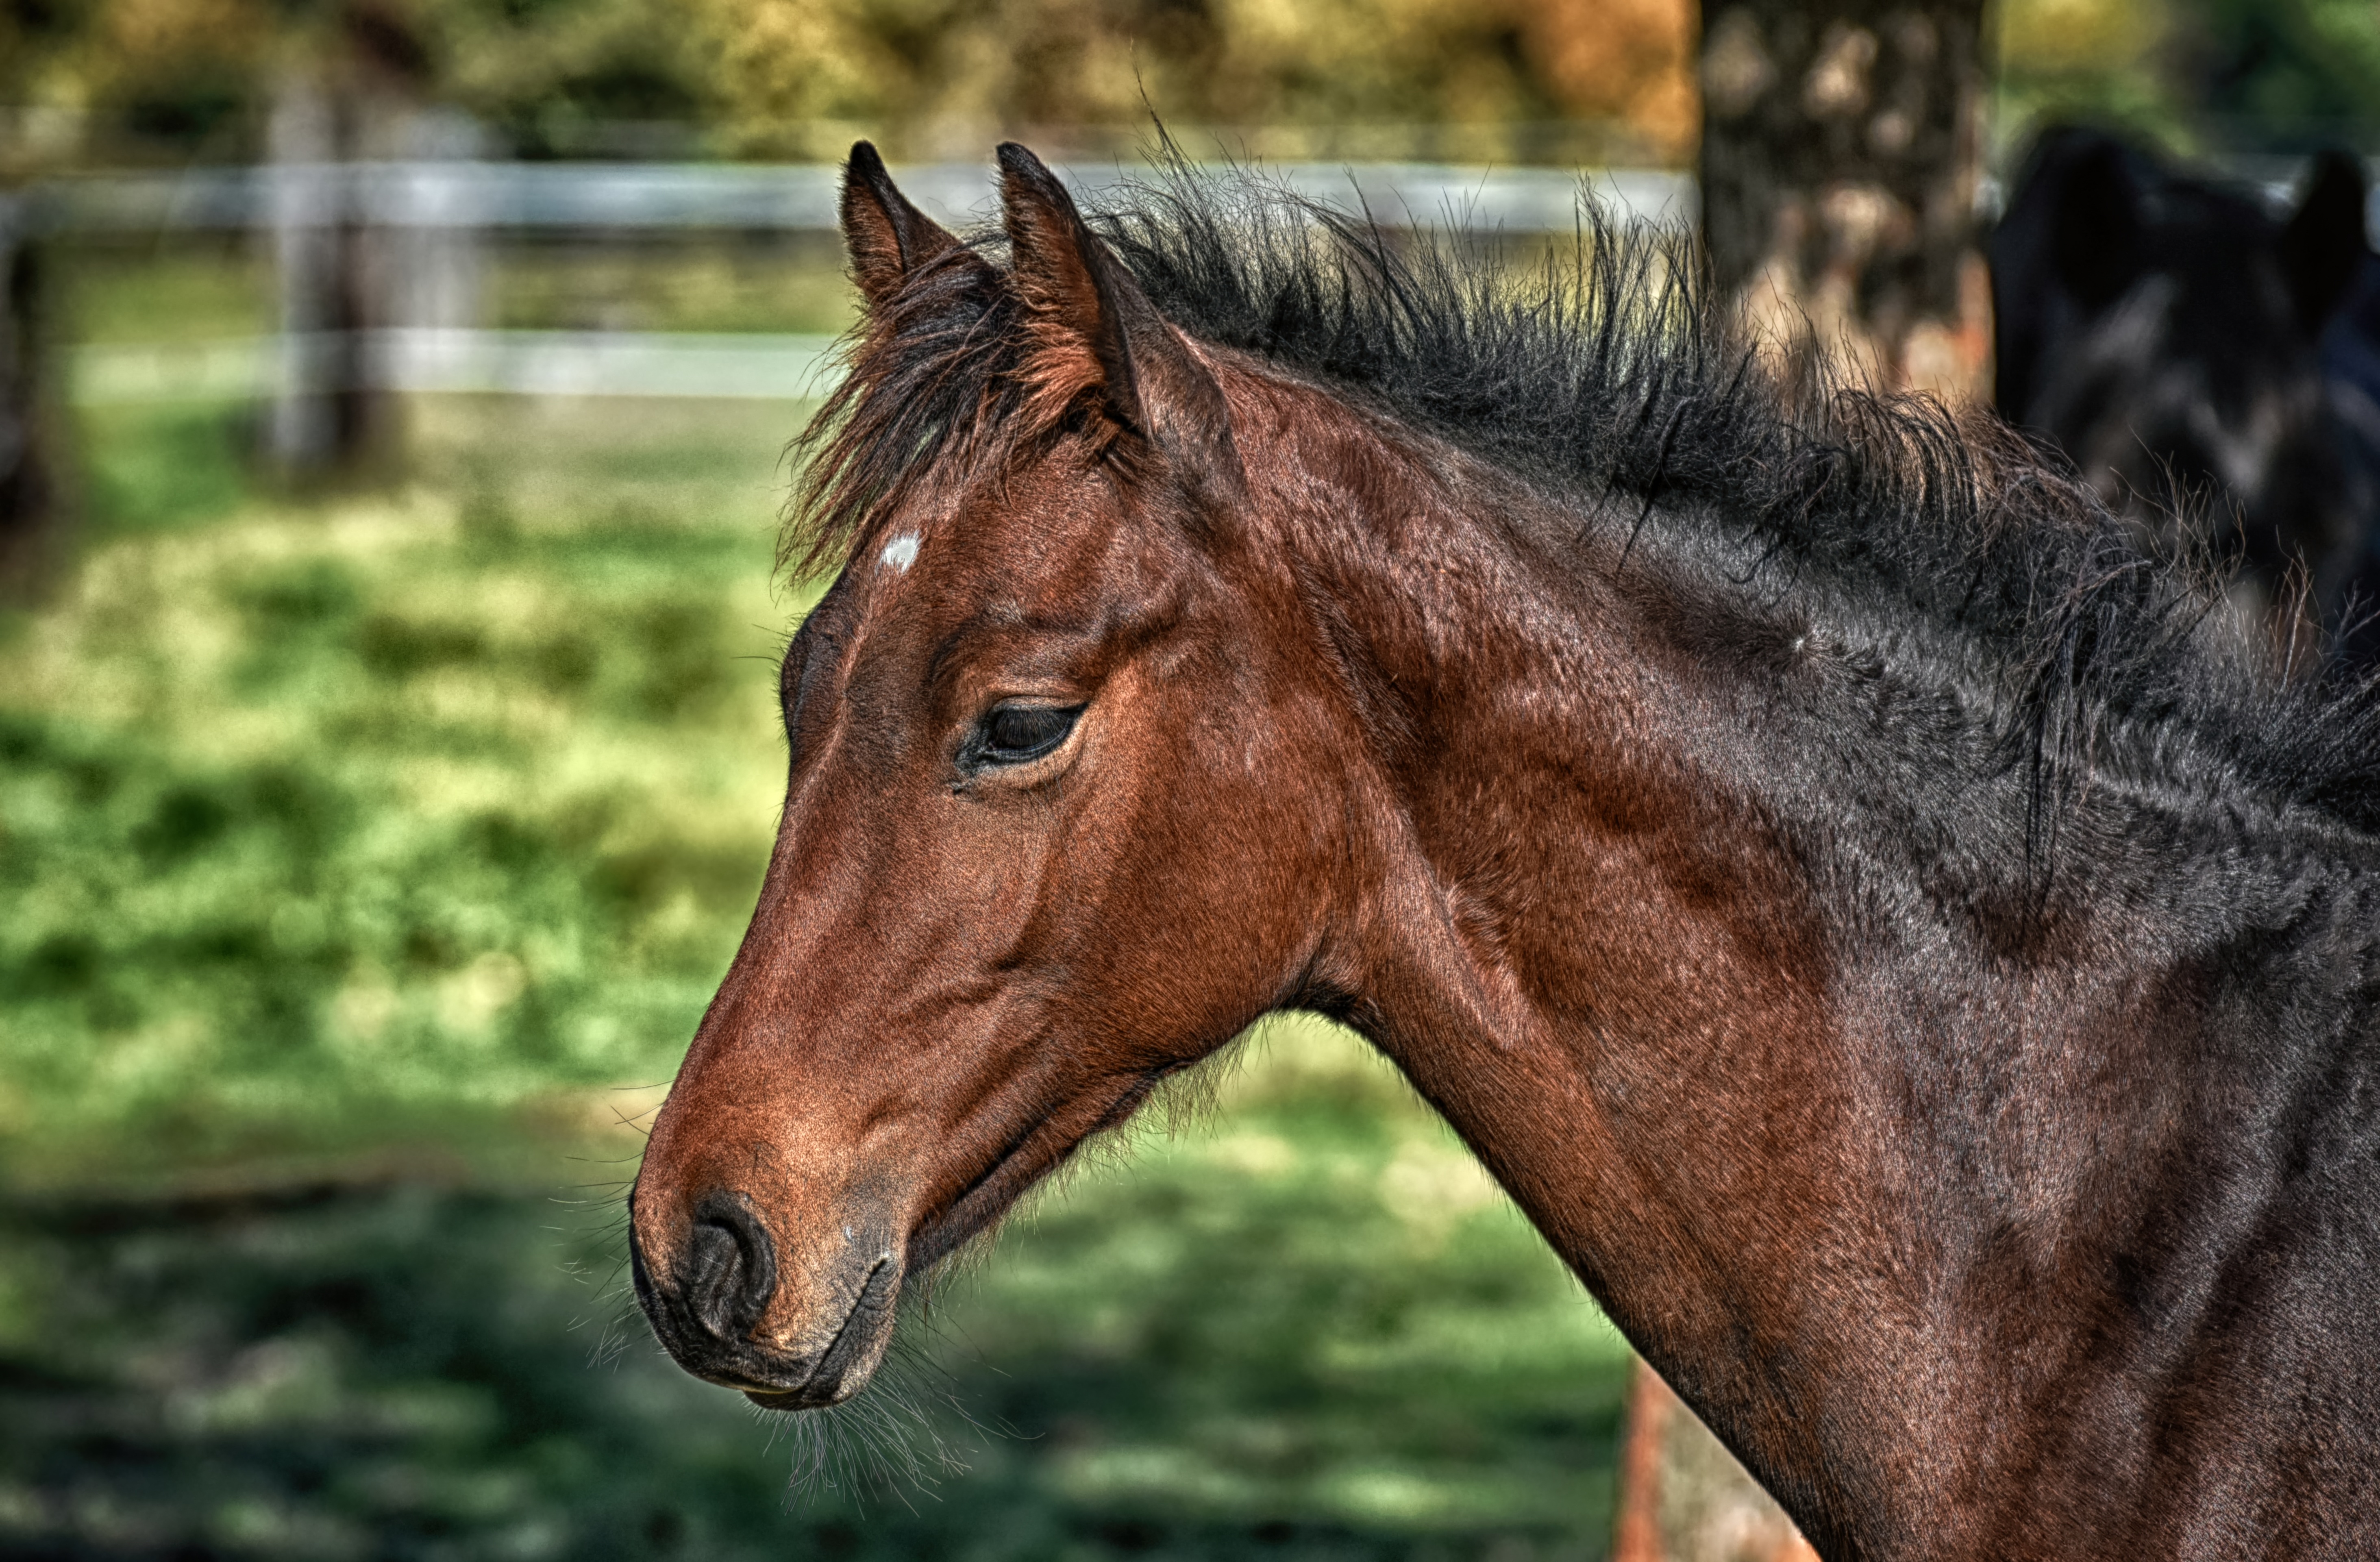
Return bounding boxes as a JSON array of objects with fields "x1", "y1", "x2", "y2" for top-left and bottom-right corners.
[
  {"x1": 842, "y1": 141, "x2": 964, "y2": 309},
  {"x1": 2050, "y1": 137, "x2": 2143, "y2": 312},
  {"x1": 2282, "y1": 149, "x2": 2369, "y2": 334},
  {"x1": 994, "y1": 142, "x2": 1246, "y2": 514}
]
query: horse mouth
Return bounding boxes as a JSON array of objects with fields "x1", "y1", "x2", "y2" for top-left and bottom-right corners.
[
  {"x1": 717, "y1": 1251, "x2": 902, "y2": 1414},
  {"x1": 630, "y1": 1191, "x2": 905, "y2": 1414}
]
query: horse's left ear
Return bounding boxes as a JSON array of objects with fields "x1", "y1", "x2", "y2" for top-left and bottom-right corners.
[
  {"x1": 2281, "y1": 148, "x2": 2369, "y2": 334},
  {"x1": 996, "y1": 142, "x2": 1247, "y2": 516},
  {"x1": 842, "y1": 141, "x2": 970, "y2": 310}
]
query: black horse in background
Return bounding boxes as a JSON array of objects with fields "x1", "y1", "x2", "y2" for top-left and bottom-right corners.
[{"x1": 1991, "y1": 126, "x2": 2380, "y2": 660}]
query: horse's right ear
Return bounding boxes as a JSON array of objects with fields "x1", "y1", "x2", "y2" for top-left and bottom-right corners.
[
  {"x1": 2281, "y1": 149, "x2": 2370, "y2": 334},
  {"x1": 842, "y1": 142, "x2": 964, "y2": 309},
  {"x1": 995, "y1": 142, "x2": 1247, "y2": 520}
]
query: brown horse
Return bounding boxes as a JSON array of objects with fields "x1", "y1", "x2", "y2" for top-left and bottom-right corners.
[{"x1": 631, "y1": 142, "x2": 2380, "y2": 1559}]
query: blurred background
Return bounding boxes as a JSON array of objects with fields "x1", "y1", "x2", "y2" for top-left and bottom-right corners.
[{"x1": 3, "y1": 0, "x2": 2377, "y2": 1557}]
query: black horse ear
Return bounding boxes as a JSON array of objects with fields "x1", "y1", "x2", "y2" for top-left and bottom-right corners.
[
  {"x1": 841, "y1": 142, "x2": 965, "y2": 309},
  {"x1": 2051, "y1": 137, "x2": 2144, "y2": 312},
  {"x1": 2282, "y1": 148, "x2": 2370, "y2": 334},
  {"x1": 994, "y1": 142, "x2": 1246, "y2": 515}
]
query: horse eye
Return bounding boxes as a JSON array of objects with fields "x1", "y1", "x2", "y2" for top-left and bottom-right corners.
[{"x1": 975, "y1": 704, "x2": 1081, "y2": 766}]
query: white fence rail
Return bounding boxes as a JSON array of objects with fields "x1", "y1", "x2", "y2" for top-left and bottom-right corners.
[
  {"x1": 73, "y1": 330, "x2": 846, "y2": 403},
  {"x1": 36, "y1": 156, "x2": 2372, "y2": 412},
  {"x1": 43, "y1": 160, "x2": 1696, "y2": 236}
]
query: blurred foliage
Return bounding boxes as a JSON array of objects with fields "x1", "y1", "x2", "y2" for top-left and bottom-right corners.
[
  {"x1": 417, "y1": 0, "x2": 713, "y2": 157},
  {"x1": 50, "y1": 230, "x2": 858, "y2": 344},
  {"x1": 1996, "y1": 0, "x2": 2380, "y2": 154},
  {"x1": 55, "y1": 241, "x2": 276, "y2": 347},
  {"x1": 1996, "y1": 0, "x2": 2182, "y2": 141},
  {"x1": 481, "y1": 234, "x2": 858, "y2": 333},
  {"x1": 12, "y1": 0, "x2": 2380, "y2": 168},
  {"x1": 694, "y1": 0, "x2": 1696, "y2": 161},
  {"x1": 2171, "y1": 0, "x2": 2380, "y2": 148},
  {"x1": 0, "y1": 0, "x2": 1701, "y2": 165}
]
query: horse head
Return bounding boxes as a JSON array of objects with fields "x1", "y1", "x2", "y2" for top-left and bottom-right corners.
[{"x1": 627, "y1": 144, "x2": 1349, "y2": 1408}]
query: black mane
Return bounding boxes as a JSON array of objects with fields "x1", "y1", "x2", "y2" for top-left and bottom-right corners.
[{"x1": 790, "y1": 158, "x2": 2380, "y2": 838}]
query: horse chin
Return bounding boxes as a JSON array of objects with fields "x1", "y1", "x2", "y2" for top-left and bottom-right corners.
[{"x1": 742, "y1": 1379, "x2": 862, "y2": 1412}]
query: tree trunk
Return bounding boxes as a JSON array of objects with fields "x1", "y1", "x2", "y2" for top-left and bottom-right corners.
[
  {"x1": 1610, "y1": 4, "x2": 1996, "y2": 1555},
  {"x1": 263, "y1": 2, "x2": 447, "y2": 479},
  {"x1": 1697, "y1": 0, "x2": 1992, "y2": 400},
  {"x1": 0, "y1": 186, "x2": 63, "y2": 591},
  {"x1": 264, "y1": 70, "x2": 361, "y2": 476}
]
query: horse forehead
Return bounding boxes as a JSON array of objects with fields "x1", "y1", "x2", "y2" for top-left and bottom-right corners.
[
  {"x1": 893, "y1": 486, "x2": 1156, "y2": 601},
  {"x1": 826, "y1": 532, "x2": 1125, "y2": 687},
  {"x1": 835, "y1": 455, "x2": 1186, "y2": 664}
]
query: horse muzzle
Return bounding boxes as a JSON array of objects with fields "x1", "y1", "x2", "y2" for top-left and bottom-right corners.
[{"x1": 629, "y1": 1187, "x2": 905, "y2": 1410}]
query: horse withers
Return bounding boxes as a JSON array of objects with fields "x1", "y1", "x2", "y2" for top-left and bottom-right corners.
[{"x1": 632, "y1": 144, "x2": 2380, "y2": 1558}]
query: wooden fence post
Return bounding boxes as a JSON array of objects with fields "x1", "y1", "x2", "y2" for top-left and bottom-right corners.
[{"x1": 1612, "y1": 1359, "x2": 1819, "y2": 1562}]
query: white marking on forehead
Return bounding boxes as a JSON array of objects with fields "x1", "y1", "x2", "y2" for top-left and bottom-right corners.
[{"x1": 879, "y1": 532, "x2": 920, "y2": 573}]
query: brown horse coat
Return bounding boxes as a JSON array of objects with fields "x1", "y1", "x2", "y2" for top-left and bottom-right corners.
[{"x1": 632, "y1": 144, "x2": 2380, "y2": 1560}]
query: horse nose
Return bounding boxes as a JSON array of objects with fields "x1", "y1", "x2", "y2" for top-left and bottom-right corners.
[{"x1": 682, "y1": 1191, "x2": 778, "y2": 1344}]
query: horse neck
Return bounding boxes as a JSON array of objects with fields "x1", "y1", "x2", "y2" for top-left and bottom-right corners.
[{"x1": 1235, "y1": 373, "x2": 2352, "y2": 1551}]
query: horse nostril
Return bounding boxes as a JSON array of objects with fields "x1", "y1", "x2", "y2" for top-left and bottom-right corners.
[{"x1": 684, "y1": 1191, "x2": 777, "y2": 1343}]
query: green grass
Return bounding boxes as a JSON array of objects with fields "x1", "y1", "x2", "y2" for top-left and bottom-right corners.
[
  {"x1": 54, "y1": 244, "x2": 276, "y2": 346},
  {"x1": 486, "y1": 235, "x2": 861, "y2": 334},
  {"x1": 56, "y1": 237, "x2": 862, "y2": 343},
  {"x1": 71, "y1": 399, "x2": 262, "y2": 536},
  {"x1": 0, "y1": 390, "x2": 1631, "y2": 1557},
  {"x1": 2, "y1": 396, "x2": 802, "y2": 1175}
]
